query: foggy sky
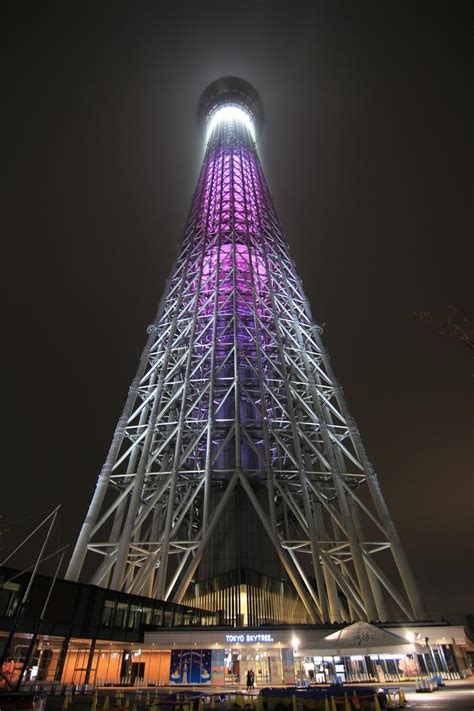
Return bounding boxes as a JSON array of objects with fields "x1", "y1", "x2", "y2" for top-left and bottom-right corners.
[{"x1": 7, "y1": 1, "x2": 473, "y2": 622}]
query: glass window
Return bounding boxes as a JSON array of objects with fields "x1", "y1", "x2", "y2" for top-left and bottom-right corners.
[
  {"x1": 101, "y1": 600, "x2": 116, "y2": 627},
  {"x1": 152, "y1": 608, "x2": 163, "y2": 626},
  {"x1": 0, "y1": 581, "x2": 20, "y2": 617},
  {"x1": 114, "y1": 602, "x2": 129, "y2": 628},
  {"x1": 128, "y1": 604, "x2": 142, "y2": 629},
  {"x1": 163, "y1": 610, "x2": 173, "y2": 627},
  {"x1": 142, "y1": 606, "x2": 153, "y2": 625}
]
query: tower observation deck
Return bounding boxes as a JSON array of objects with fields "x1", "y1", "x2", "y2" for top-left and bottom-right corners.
[{"x1": 66, "y1": 77, "x2": 426, "y2": 625}]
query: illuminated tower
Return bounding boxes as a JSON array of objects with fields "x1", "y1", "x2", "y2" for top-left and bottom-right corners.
[{"x1": 66, "y1": 78, "x2": 426, "y2": 625}]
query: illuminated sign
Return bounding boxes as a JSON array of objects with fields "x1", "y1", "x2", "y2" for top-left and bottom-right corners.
[{"x1": 225, "y1": 634, "x2": 274, "y2": 644}]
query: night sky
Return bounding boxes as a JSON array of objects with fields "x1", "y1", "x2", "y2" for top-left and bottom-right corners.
[{"x1": 8, "y1": 2, "x2": 473, "y2": 623}]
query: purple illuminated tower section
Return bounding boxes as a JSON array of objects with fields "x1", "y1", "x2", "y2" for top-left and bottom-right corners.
[{"x1": 66, "y1": 78, "x2": 426, "y2": 625}]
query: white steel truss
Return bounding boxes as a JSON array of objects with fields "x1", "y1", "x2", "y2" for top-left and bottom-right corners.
[{"x1": 66, "y1": 88, "x2": 426, "y2": 624}]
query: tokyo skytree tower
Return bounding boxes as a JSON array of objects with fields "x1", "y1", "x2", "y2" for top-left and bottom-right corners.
[{"x1": 66, "y1": 78, "x2": 426, "y2": 625}]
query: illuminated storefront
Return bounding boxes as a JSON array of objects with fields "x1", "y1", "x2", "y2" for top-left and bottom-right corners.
[
  {"x1": 1, "y1": 626, "x2": 470, "y2": 688},
  {"x1": 144, "y1": 630, "x2": 297, "y2": 687},
  {"x1": 291, "y1": 623, "x2": 470, "y2": 685},
  {"x1": 142, "y1": 624, "x2": 471, "y2": 686}
]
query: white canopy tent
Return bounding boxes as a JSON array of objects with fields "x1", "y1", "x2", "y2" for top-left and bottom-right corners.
[{"x1": 310, "y1": 621, "x2": 422, "y2": 656}]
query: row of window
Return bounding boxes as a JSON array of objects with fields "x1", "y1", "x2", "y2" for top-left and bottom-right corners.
[{"x1": 100, "y1": 598, "x2": 218, "y2": 631}]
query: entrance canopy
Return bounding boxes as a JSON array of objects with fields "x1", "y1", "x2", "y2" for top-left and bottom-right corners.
[{"x1": 313, "y1": 622, "x2": 420, "y2": 656}]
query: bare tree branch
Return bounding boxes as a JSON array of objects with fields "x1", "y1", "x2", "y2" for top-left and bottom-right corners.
[{"x1": 415, "y1": 306, "x2": 474, "y2": 353}]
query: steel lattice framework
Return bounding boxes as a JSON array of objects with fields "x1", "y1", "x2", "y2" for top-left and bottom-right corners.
[{"x1": 66, "y1": 79, "x2": 426, "y2": 624}]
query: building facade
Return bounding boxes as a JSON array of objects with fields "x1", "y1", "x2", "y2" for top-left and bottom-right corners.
[{"x1": 0, "y1": 567, "x2": 471, "y2": 689}]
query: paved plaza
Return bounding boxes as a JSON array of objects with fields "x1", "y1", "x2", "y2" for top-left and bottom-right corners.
[
  {"x1": 38, "y1": 680, "x2": 474, "y2": 711},
  {"x1": 404, "y1": 681, "x2": 474, "y2": 709}
]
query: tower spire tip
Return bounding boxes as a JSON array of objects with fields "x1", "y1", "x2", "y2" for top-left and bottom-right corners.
[{"x1": 198, "y1": 76, "x2": 264, "y2": 134}]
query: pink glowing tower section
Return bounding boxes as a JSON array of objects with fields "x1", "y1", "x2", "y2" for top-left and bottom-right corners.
[
  {"x1": 188, "y1": 105, "x2": 272, "y2": 472},
  {"x1": 192, "y1": 106, "x2": 271, "y2": 313},
  {"x1": 201, "y1": 244, "x2": 268, "y2": 312}
]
